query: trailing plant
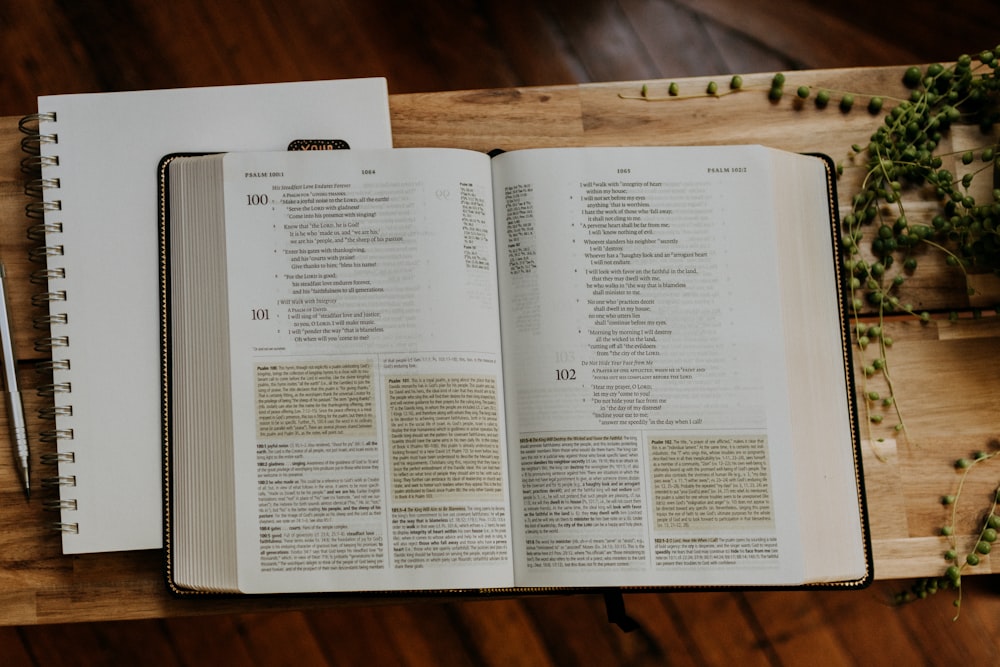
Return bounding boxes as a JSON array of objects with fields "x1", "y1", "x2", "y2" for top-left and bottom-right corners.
[
  {"x1": 893, "y1": 448, "x2": 999, "y2": 619},
  {"x1": 622, "y1": 49, "x2": 1000, "y2": 616},
  {"x1": 780, "y1": 56, "x2": 1000, "y2": 616},
  {"x1": 839, "y1": 55, "x2": 999, "y2": 431}
]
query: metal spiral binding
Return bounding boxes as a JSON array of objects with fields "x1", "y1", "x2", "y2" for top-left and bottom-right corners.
[
  {"x1": 40, "y1": 451, "x2": 75, "y2": 464},
  {"x1": 24, "y1": 178, "x2": 60, "y2": 198},
  {"x1": 38, "y1": 429, "x2": 74, "y2": 445},
  {"x1": 39, "y1": 405, "x2": 73, "y2": 419},
  {"x1": 20, "y1": 154, "x2": 59, "y2": 174},
  {"x1": 19, "y1": 111, "x2": 76, "y2": 530},
  {"x1": 27, "y1": 223, "x2": 63, "y2": 244},
  {"x1": 36, "y1": 381, "x2": 71, "y2": 395},
  {"x1": 33, "y1": 313, "x2": 69, "y2": 329},
  {"x1": 31, "y1": 290, "x2": 66, "y2": 307},
  {"x1": 41, "y1": 475, "x2": 76, "y2": 487},
  {"x1": 43, "y1": 498, "x2": 78, "y2": 511},
  {"x1": 34, "y1": 358, "x2": 70, "y2": 372},
  {"x1": 50, "y1": 523, "x2": 80, "y2": 534},
  {"x1": 28, "y1": 243, "x2": 63, "y2": 263},
  {"x1": 25, "y1": 199, "x2": 61, "y2": 219},
  {"x1": 40, "y1": 470, "x2": 80, "y2": 533}
]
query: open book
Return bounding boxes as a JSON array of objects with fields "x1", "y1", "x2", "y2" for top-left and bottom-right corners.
[{"x1": 161, "y1": 145, "x2": 869, "y2": 595}]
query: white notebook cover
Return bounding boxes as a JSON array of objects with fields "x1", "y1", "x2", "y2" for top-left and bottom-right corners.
[{"x1": 35, "y1": 78, "x2": 392, "y2": 553}]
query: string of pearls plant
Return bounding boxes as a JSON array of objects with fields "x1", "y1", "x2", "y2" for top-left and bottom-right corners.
[{"x1": 622, "y1": 49, "x2": 1000, "y2": 617}]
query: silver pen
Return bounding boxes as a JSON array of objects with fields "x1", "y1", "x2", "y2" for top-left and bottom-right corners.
[{"x1": 0, "y1": 263, "x2": 30, "y2": 500}]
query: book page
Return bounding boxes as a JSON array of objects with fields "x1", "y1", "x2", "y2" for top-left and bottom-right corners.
[
  {"x1": 493, "y1": 146, "x2": 809, "y2": 588},
  {"x1": 221, "y1": 149, "x2": 514, "y2": 593}
]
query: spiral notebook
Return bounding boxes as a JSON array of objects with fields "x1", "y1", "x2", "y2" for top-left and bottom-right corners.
[{"x1": 19, "y1": 78, "x2": 393, "y2": 553}]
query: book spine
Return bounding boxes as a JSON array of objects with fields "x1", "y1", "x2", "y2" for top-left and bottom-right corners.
[{"x1": 18, "y1": 113, "x2": 78, "y2": 535}]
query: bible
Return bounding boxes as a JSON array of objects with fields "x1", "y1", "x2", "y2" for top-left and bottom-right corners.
[{"x1": 161, "y1": 145, "x2": 870, "y2": 595}]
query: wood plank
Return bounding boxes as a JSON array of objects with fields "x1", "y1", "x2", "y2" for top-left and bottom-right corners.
[
  {"x1": 482, "y1": 0, "x2": 591, "y2": 86},
  {"x1": 19, "y1": 619, "x2": 181, "y2": 666},
  {"x1": 517, "y1": 594, "x2": 632, "y2": 664},
  {"x1": 310, "y1": 602, "x2": 479, "y2": 666},
  {"x1": 342, "y1": 0, "x2": 523, "y2": 94},
  {"x1": 671, "y1": 0, "x2": 920, "y2": 67},
  {"x1": 3, "y1": 0, "x2": 999, "y2": 119},
  {"x1": 741, "y1": 590, "x2": 860, "y2": 665},
  {"x1": 798, "y1": 0, "x2": 1000, "y2": 64},
  {"x1": 0, "y1": 0, "x2": 104, "y2": 109},
  {"x1": 655, "y1": 592, "x2": 775, "y2": 665},
  {"x1": 620, "y1": 0, "x2": 789, "y2": 77},
  {"x1": 444, "y1": 598, "x2": 555, "y2": 666},
  {"x1": 959, "y1": 578, "x2": 1000, "y2": 654},
  {"x1": 162, "y1": 614, "x2": 257, "y2": 666},
  {"x1": 700, "y1": 22, "x2": 789, "y2": 77},
  {"x1": 541, "y1": 0, "x2": 662, "y2": 83},
  {"x1": 615, "y1": 594, "x2": 703, "y2": 666},
  {"x1": 304, "y1": 603, "x2": 444, "y2": 665},
  {"x1": 234, "y1": 612, "x2": 331, "y2": 667},
  {"x1": 0, "y1": 627, "x2": 34, "y2": 667},
  {"x1": 389, "y1": 86, "x2": 586, "y2": 151},
  {"x1": 743, "y1": 580, "x2": 1000, "y2": 663},
  {"x1": 810, "y1": 587, "x2": 927, "y2": 664},
  {"x1": 891, "y1": 577, "x2": 1000, "y2": 660}
]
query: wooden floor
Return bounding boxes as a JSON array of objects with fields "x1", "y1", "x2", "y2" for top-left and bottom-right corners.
[{"x1": 3, "y1": 0, "x2": 1000, "y2": 664}]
